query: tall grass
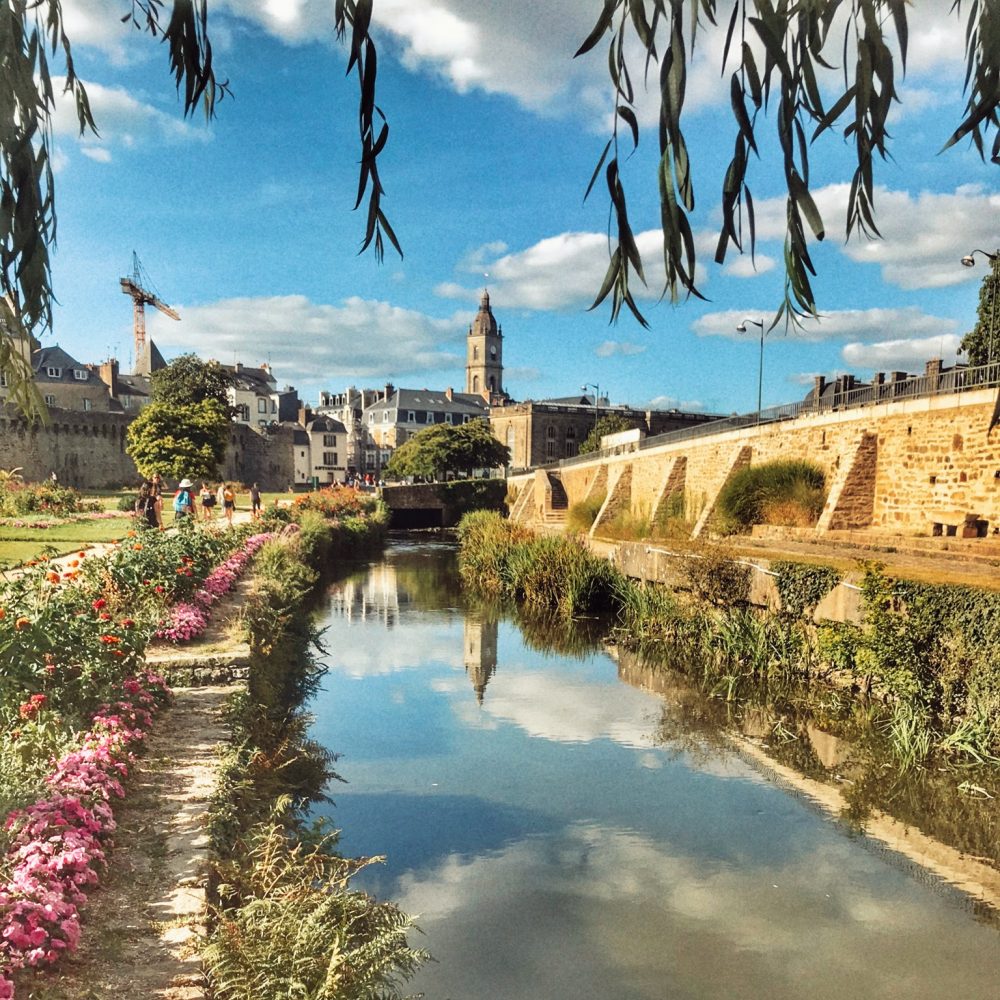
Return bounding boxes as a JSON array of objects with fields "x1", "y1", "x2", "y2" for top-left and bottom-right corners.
[
  {"x1": 565, "y1": 492, "x2": 606, "y2": 534},
  {"x1": 717, "y1": 459, "x2": 826, "y2": 532}
]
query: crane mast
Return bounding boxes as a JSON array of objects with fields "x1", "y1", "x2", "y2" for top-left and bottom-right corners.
[{"x1": 119, "y1": 252, "x2": 180, "y2": 362}]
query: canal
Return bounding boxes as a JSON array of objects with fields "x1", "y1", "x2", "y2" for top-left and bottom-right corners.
[{"x1": 309, "y1": 538, "x2": 1000, "y2": 999}]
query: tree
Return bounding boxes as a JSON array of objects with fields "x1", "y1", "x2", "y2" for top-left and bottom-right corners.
[
  {"x1": 578, "y1": 413, "x2": 635, "y2": 455},
  {"x1": 126, "y1": 398, "x2": 230, "y2": 481},
  {"x1": 386, "y1": 421, "x2": 510, "y2": 481},
  {"x1": 151, "y1": 353, "x2": 234, "y2": 410},
  {"x1": 960, "y1": 255, "x2": 1000, "y2": 367},
  {"x1": 3, "y1": 3, "x2": 999, "y2": 409}
]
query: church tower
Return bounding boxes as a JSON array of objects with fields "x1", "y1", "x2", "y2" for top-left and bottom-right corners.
[{"x1": 466, "y1": 289, "x2": 503, "y2": 400}]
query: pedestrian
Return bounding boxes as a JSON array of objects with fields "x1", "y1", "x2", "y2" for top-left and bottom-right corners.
[
  {"x1": 249, "y1": 482, "x2": 262, "y2": 521},
  {"x1": 222, "y1": 482, "x2": 236, "y2": 526},
  {"x1": 150, "y1": 472, "x2": 165, "y2": 529},
  {"x1": 200, "y1": 481, "x2": 216, "y2": 521},
  {"x1": 173, "y1": 478, "x2": 195, "y2": 521},
  {"x1": 134, "y1": 482, "x2": 158, "y2": 529}
]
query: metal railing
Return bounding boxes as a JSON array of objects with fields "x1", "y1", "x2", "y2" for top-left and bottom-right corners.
[{"x1": 533, "y1": 360, "x2": 1000, "y2": 473}]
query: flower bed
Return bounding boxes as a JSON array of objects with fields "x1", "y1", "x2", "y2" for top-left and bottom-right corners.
[
  {"x1": 0, "y1": 671, "x2": 170, "y2": 997},
  {"x1": 154, "y1": 532, "x2": 274, "y2": 643}
]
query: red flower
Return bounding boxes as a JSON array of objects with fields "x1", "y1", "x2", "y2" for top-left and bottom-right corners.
[
  {"x1": 120, "y1": 619, "x2": 135, "y2": 628},
  {"x1": 99, "y1": 613, "x2": 112, "y2": 621},
  {"x1": 14, "y1": 617, "x2": 30, "y2": 631},
  {"x1": 154, "y1": 585, "x2": 165, "y2": 594},
  {"x1": 92, "y1": 599, "x2": 107, "y2": 611},
  {"x1": 99, "y1": 635, "x2": 121, "y2": 645}
]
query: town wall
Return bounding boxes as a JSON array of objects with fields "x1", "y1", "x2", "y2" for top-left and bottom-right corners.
[{"x1": 509, "y1": 388, "x2": 1000, "y2": 537}]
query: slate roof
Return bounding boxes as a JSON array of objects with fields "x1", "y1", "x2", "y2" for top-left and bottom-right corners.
[
  {"x1": 32, "y1": 346, "x2": 101, "y2": 386},
  {"x1": 306, "y1": 416, "x2": 348, "y2": 434},
  {"x1": 365, "y1": 387, "x2": 489, "y2": 418}
]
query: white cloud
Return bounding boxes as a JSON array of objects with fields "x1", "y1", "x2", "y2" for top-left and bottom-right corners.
[
  {"x1": 693, "y1": 307, "x2": 957, "y2": 344},
  {"x1": 595, "y1": 340, "x2": 646, "y2": 358},
  {"x1": 146, "y1": 294, "x2": 467, "y2": 390},
  {"x1": 725, "y1": 254, "x2": 776, "y2": 279},
  {"x1": 647, "y1": 395, "x2": 705, "y2": 412},
  {"x1": 748, "y1": 183, "x2": 1000, "y2": 290},
  {"x1": 438, "y1": 229, "x2": 700, "y2": 312},
  {"x1": 51, "y1": 77, "x2": 210, "y2": 156},
  {"x1": 842, "y1": 334, "x2": 963, "y2": 372}
]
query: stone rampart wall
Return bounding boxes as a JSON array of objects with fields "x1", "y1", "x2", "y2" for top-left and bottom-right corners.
[{"x1": 509, "y1": 389, "x2": 1000, "y2": 536}]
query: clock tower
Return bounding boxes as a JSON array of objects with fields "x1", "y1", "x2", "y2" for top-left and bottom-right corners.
[{"x1": 466, "y1": 289, "x2": 503, "y2": 401}]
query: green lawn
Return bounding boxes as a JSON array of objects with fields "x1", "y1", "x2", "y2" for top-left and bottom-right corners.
[{"x1": 0, "y1": 515, "x2": 134, "y2": 568}]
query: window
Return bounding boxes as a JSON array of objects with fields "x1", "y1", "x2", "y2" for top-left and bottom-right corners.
[
  {"x1": 546, "y1": 425, "x2": 556, "y2": 439},
  {"x1": 46, "y1": 367, "x2": 62, "y2": 378},
  {"x1": 44, "y1": 394, "x2": 56, "y2": 406},
  {"x1": 445, "y1": 412, "x2": 453, "y2": 424},
  {"x1": 258, "y1": 419, "x2": 267, "y2": 427},
  {"x1": 257, "y1": 398, "x2": 267, "y2": 413},
  {"x1": 473, "y1": 375, "x2": 480, "y2": 392},
  {"x1": 73, "y1": 369, "x2": 87, "y2": 381},
  {"x1": 271, "y1": 400, "x2": 277, "y2": 413},
  {"x1": 323, "y1": 434, "x2": 336, "y2": 447},
  {"x1": 473, "y1": 346, "x2": 479, "y2": 360},
  {"x1": 489, "y1": 375, "x2": 496, "y2": 392},
  {"x1": 238, "y1": 405, "x2": 250, "y2": 422},
  {"x1": 322, "y1": 452, "x2": 338, "y2": 466},
  {"x1": 121, "y1": 396, "x2": 132, "y2": 410},
  {"x1": 463, "y1": 414, "x2": 471, "y2": 423},
  {"x1": 383, "y1": 411, "x2": 389, "y2": 423},
  {"x1": 490, "y1": 344, "x2": 497, "y2": 358},
  {"x1": 407, "y1": 411, "x2": 416, "y2": 423},
  {"x1": 82, "y1": 398, "x2": 92, "y2": 411},
  {"x1": 426, "y1": 411, "x2": 434, "y2": 424},
  {"x1": 368, "y1": 413, "x2": 374, "y2": 424},
  {"x1": 546, "y1": 439, "x2": 556, "y2": 460},
  {"x1": 565, "y1": 426, "x2": 577, "y2": 458}
]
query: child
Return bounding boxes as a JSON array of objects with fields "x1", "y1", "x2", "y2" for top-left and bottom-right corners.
[{"x1": 173, "y1": 479, "x2": 194, "y2": 521}]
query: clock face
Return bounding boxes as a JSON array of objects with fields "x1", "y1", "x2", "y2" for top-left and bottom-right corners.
[{"x1": 490, "y1": 345, "x2": 497, "y2": 357}]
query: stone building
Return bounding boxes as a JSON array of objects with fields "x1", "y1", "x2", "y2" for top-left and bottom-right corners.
[
  {"x1": 303, "y1": 415, "x2": 348, "y2": 486},
  {"x1": 363, "y1": 386, "x2": 490, "y2": 476},
  {"x1": 315, "y1": 386, "x2": 389, "y2": 474},
  {"x1": 224, "y1": 362, "x2": 299, "y2": 428},
  {"x1": 490, "y1": 395, "x2": 720, "y2": 470}
]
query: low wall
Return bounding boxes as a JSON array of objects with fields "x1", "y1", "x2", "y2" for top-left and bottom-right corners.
[{"x1": 381, "y1": 479, "x2": 506, "y2": 528}]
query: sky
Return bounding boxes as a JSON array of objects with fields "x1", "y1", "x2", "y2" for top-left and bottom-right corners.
[{"x1": 42, "y1": 1, "x2": 999, "y2": 415}]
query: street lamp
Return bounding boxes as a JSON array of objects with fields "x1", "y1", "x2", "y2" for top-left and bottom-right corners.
[
  {"x1": 581, "y1": 382, "x2": 601, "y2": 428},
  {"x1": 960, "y1": 248, "x2": 999, "y2": 366},
  {"x1": 735, "y1": 318, "x2": 766, "y2": 422}
]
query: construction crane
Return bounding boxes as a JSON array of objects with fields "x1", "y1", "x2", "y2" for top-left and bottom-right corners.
[{"x1": 119, "y1": 251, "x2": 180, "y2": 360}]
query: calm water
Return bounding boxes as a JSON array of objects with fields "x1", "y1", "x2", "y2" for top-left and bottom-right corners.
[{"x1": 309, "y1": 539, "x2": 1000, "y2": 999}]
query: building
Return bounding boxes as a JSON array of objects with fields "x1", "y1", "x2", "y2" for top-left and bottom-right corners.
[
  {"x1": 304, "y1": 414, "x2": 348, "y2": 486},
  {"x1": 315, "y1": 386, "x2": 389, "y2": 474},
  {"x1": 363, "y1": 386, "x2": 490, "y2": 475},
  {"x1": 465, "y1": 289, "x2": 507, "y2": 404},
  {"x1": 27, "y1": 346, "x2": 117, "y2": 413},
  {"x1": 490, "y1": 395, "x2": 721, "y2": 470},
  {"x1": 223, "y1": 361, "x2": 300, "y2": 429}
]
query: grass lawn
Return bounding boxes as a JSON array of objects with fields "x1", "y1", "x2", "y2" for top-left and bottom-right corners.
[{"x1": 0, "y1": 516, "x2": 134, "y2": 568}]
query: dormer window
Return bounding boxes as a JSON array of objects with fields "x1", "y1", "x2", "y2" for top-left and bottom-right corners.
[
  {"x1": 46, "y1": 366, "x2": 62, "y2": 378},
  {"x1": 407, "y1": 411, "x2": 416, "y2": 423},
  {"x1": 73, "y1": 369, "x2": 88, "y2": 381}
]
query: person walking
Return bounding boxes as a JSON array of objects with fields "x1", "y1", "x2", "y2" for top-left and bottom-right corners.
[
  {"x1": 135, "y1": 482, "x2": 159, "y2": 529},
  {"x1": 199, "y1": 482, "x2": 216, "y2": 521},
  {"x1": 222, "y1": 482, "x2": 236, "y2": 526},
  {"x1": 249, "y1": 482, "x2": 262, "y2": 521},
  {"x1": 150, "y1": 472, "x2": 165, "y2": 529},
  {"x1": 173, "y1": 478, "x2": 195, "y2": 521}
]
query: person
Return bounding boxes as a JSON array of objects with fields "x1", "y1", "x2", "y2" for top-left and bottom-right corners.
[
  {"x1": 222, "y1": 482, "x2": 236, "y2": 525},
  {"x1": 50, "y1": 471, "x2": 57, "y2": 484},
  {"x1": 173, "y1": 478, "x2": 194, "y2": 521},
  {"x1": 216, "y1": 481, "x2": 226, "y2": 509},
  {"x1": 134, "y1": 482, "x2": 158, "y2": 529},
  {"x1": 249, "y1": 482, "x2": 262, "y2": 521},
  {"x1": 200, "y1": 481, "x2": 216, "y2": 521},
  {"x1": 150, "y1": 472, "x2": 165, "y2": 529}
]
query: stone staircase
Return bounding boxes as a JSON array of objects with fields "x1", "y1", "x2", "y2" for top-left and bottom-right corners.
[{"x1": 543, "y1": 472, "x2": 568, "y2": 524}]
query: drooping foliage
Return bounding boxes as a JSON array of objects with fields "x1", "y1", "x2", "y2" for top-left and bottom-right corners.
[
  {"x1": 960, "y1": 252, "x2": 1000, "y2": 367},
  {"x1": 576, "y1": 1, "x2": 1000, "y2": 328}
]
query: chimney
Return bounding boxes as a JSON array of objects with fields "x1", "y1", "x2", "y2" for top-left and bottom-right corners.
[
  {"x1": 812, "y1": 375, "x2": 826, "y2": 406},
  {"x1": 925, "y1": 357, "x2": 942, "y2": 391},
  {"x1": 445, "y1": 387, "x2": 453, "y2": 401},
  {"x1": 384, "y1": 382, "x2": 394, "y2": 400},
  {"x1": 298, "y1": 405, "x2": 312, "y2": 427},
  {"x1": 890, "y1": 370, "x2": 906, "y2": 384},
  {"x1": 235, "y1": 362, "x2": 243, "y2": 372},
  {"x1": 98, "y1": 358, "x2": 119, "y2": 398}
]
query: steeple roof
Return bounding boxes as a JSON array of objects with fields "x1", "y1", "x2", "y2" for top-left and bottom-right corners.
[{"x1": 469, "y1": 287, "x2": 499, "y2": 338}]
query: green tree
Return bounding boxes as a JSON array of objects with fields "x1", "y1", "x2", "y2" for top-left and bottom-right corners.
[
  {"x1": 126, "y1": 398, "x2": 230, "y2": 481},
  {"x1": 386, "y1": 421, "x2": 509, "y2": 481},
  {"x1": 960, "y1": 255, "x2": 1000, "y2": 367},
  {"x1": 151, "y1": 353, "x2": 234, "y2": 410},
  {"x1": 578, "y1": 413, "x2": 634, "y2": 455}
]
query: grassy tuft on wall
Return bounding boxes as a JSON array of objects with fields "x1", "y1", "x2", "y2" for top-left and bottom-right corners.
[{"x1": 717, "y1": 459, "x2": 826, "y2": 532}]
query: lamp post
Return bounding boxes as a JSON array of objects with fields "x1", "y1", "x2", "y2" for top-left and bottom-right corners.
[
  {"x1": 960, "y1": 248, "x2": 999, "y2": 367},
  {"x1": 735, "y1": 318, "x2": 766, "y2": 423},
  {"x1": 581, "y1": 382, "x2": 601, "y2": 428}
]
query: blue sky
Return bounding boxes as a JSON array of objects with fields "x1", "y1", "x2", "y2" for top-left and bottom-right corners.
[{"x1": 44, "y1": 1, "x2": 998, "y2": 415}]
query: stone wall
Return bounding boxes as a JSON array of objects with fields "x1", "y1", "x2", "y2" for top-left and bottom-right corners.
[
  {"x1": 510, "y1": 388, "x2": 1000, "y2": 537},
  {"x1": 0, "y1": 409, "x2": 136, "y2": 488}
]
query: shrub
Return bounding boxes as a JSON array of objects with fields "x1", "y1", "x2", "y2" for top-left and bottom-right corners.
[
  {"x1": 675, "y1": 541, "x2": 751, "y2": 606},
  {"x1": 716, "y1": 459, "x2": 826, "y2": 532},
  {"x1": 565, "y1": 492, "x2": 606, "y2": 534},
  {"x1": 773, "y1": 561, "x2": 841, "y2": 618}
]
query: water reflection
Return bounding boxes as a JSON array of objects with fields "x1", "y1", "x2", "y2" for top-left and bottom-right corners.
[{"x1": 311, "y1": 542, "x2": 1000, "y2": 1000}]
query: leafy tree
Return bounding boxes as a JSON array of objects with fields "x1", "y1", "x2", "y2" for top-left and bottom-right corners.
[
  {"x1": 960, "y1": 254, "x2": 1000, "y2": 367},
  {"x1": 3, "y1": 2, "x2": 999, "y2": 409},
  {"x1": 386, "y1": 421, "x2": 510, "y2": 481},
  {"x1": 151, "y1": 353, "x2": 234, "y2": 409},
  {"x1": 126, "y1": 398, "x2": 230, "y2": 481},
  {"x1": 579, "y1": 413, "x2": 634, "y2": 455}
]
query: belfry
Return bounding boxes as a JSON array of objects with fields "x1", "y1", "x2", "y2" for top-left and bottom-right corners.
[{"x1": 465, "y1": 289, "x2": 504, "y2": 402}]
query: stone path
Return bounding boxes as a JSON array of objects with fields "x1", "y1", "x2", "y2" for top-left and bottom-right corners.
[{"x1": 19, "y1": 685, "x2": 235, "y2": 999}]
